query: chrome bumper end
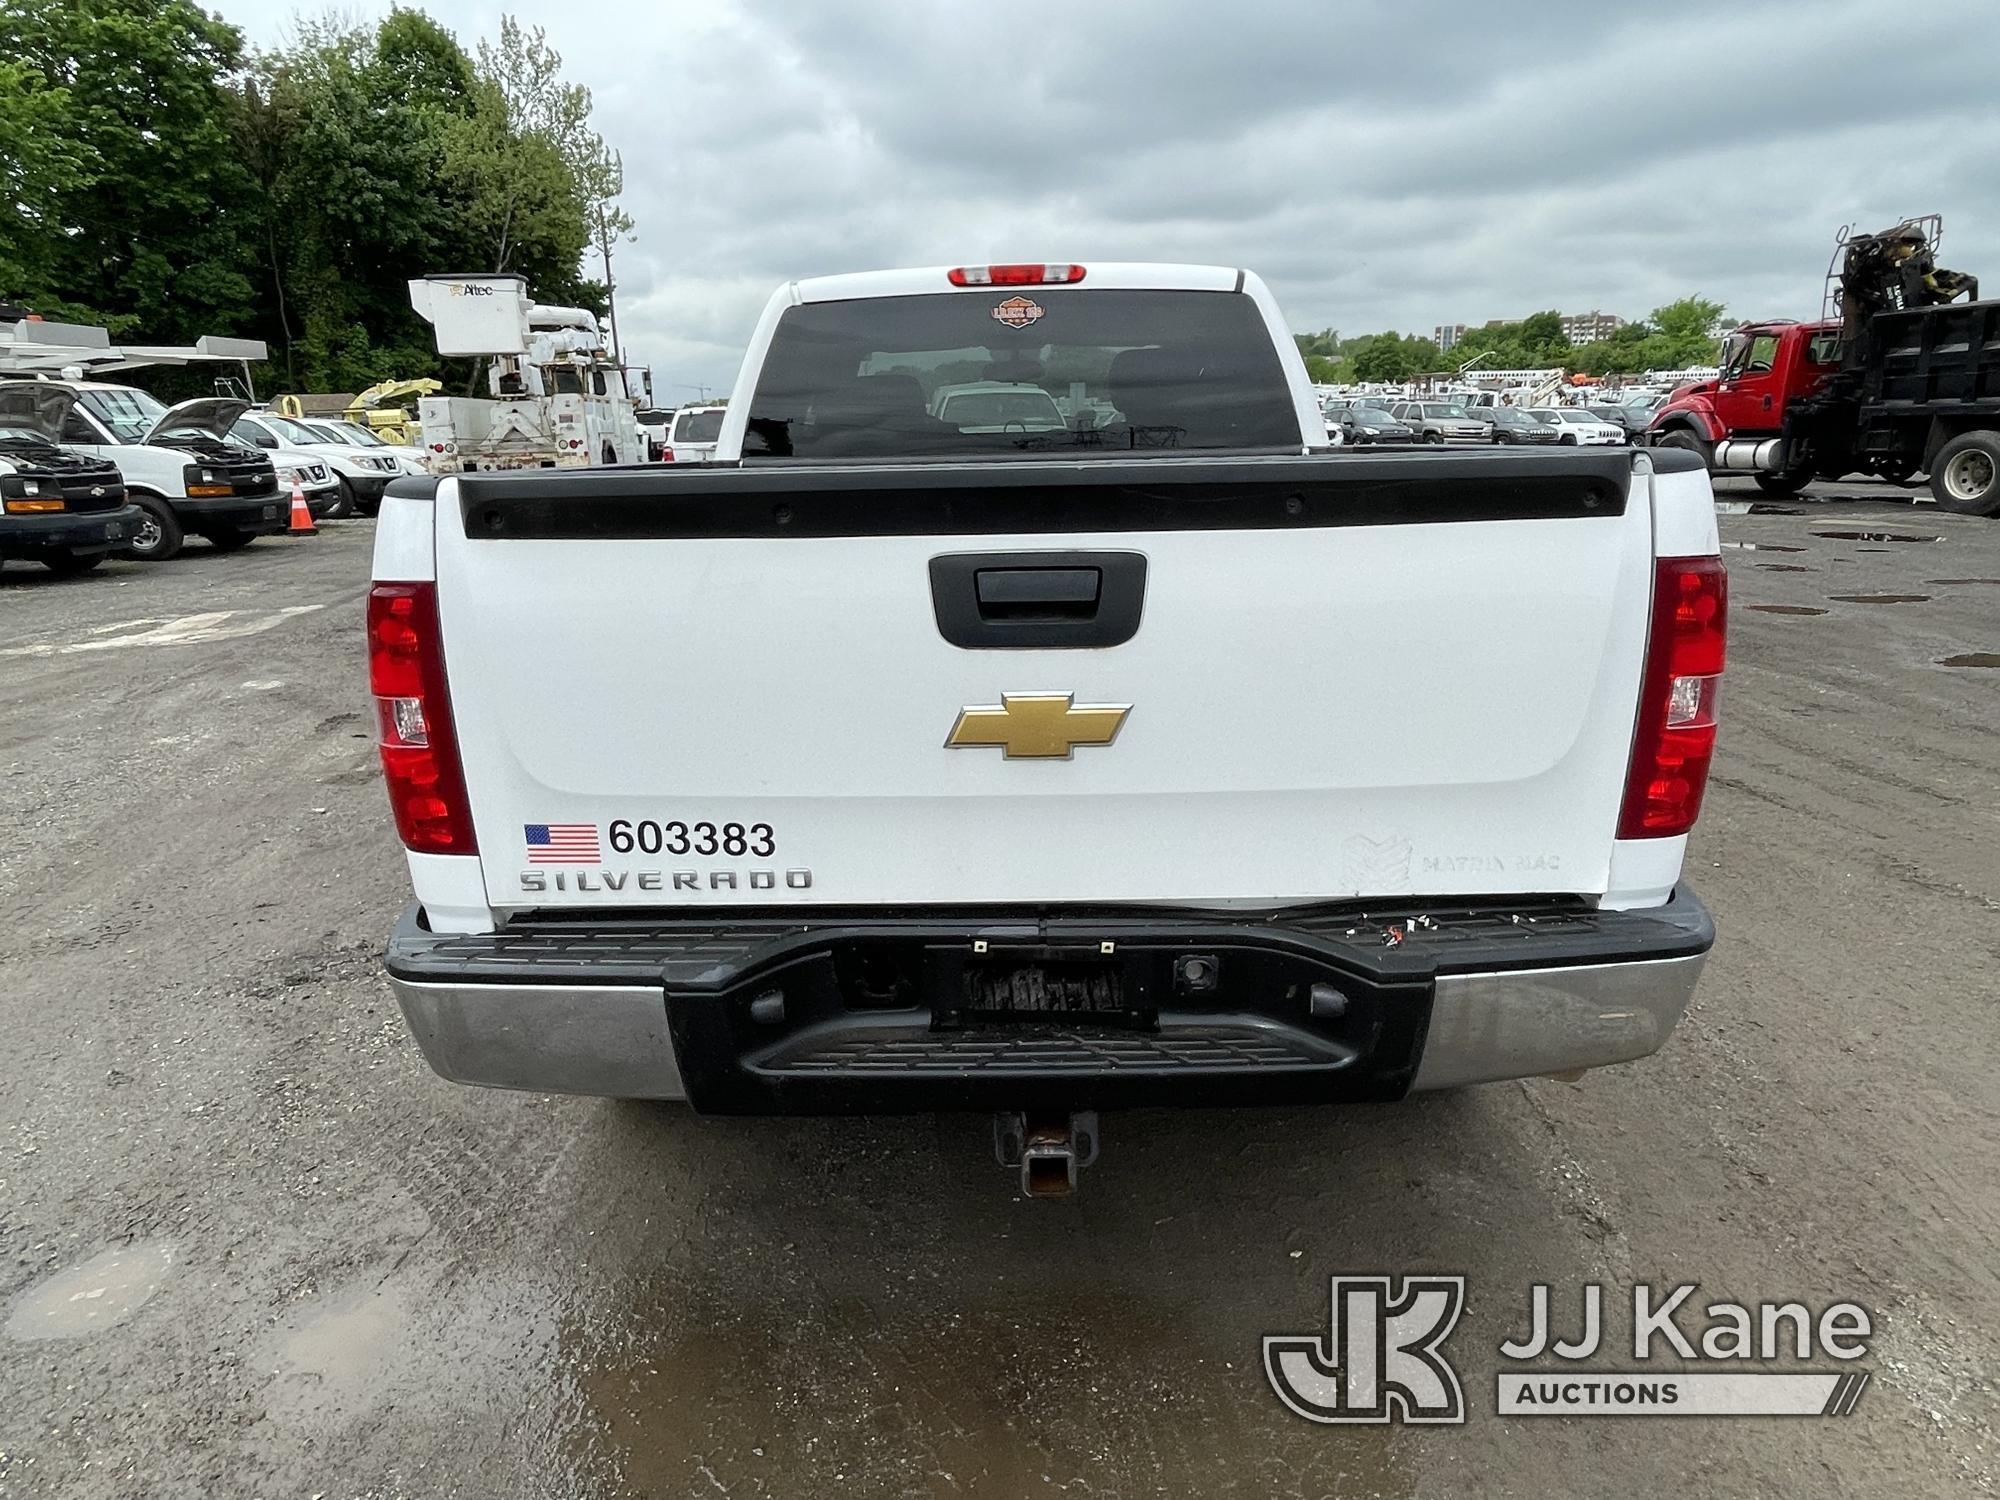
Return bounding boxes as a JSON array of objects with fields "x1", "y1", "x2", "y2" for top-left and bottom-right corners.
[
  {"x1": 1409, "y1": 953, "x2": 1705, "y2": 1091},
  {"x1": 389, "y1": 977, "x2": 687, "y2": 1100}
]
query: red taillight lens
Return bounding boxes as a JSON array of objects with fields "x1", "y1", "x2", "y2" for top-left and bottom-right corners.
[
  {"x1": 367, "y1": 581, "x2": 476, "y2": 855},
  {"x1": 659, "y1": 446, "x2": 675, "y2": 462},
  {"x1": 1618, "y1": 556, "x2": 1728, "y2": 838},
  {"x1": 947, "y1": 263, "x2": 1086, "y2": 287}
]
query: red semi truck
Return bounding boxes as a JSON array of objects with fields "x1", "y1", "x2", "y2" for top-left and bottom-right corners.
[{"x1": 1648, "y1": 222, "x2": 2000, "y2": 516}]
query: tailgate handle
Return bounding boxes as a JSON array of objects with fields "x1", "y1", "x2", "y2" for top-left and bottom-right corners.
[
  {"x1": 930, "y1": 551, "x2": 1146, "y2": 650},
  {"x1": 975, "y1": 567, "x2": 1101, "y2": 619}
]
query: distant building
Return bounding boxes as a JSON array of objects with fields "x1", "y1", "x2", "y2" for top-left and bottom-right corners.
[
  {"x1": 1433, "y1": 323, "x2": 1467, "y2": 351},
  {"x1": 1561, "y1": 310, "x2": 1626, "y2": 344}
]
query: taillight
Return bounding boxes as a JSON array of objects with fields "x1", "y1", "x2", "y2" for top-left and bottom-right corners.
[
  {"x1": 659, "y1": 446, "x2": 675, "y2": 462},
  {"x1": 1618, "y1": 556, "x2": 1727, "y2": 838},
  {"x1": 947, "y1": 263, "x2": 1086, "y2": 287},
  {"x1": 367, "y1": 581, "x2": 476, "y2": 855}
]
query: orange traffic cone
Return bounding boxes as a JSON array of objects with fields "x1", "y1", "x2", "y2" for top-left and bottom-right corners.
[{"x1": 287, "y1": 478, "x2": 317, "y2": 536}]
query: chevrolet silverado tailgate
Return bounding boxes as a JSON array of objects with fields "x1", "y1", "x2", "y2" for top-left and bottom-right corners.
[{"x1": 430, "y1": 451, "x2": 1654, "y2": 911}]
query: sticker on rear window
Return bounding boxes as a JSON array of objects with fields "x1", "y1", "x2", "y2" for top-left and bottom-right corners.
[{"x1": 991, "y1": 296, "x2": 1044, "y2": 329}]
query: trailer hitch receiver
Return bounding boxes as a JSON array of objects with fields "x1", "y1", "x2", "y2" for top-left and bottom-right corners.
[{"x1": 994, "y1": 1111, "x2": 1100, "y2": 1197}]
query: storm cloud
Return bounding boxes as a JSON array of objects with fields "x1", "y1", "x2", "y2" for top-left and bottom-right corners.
[{"x1": 236, "y1": 0, "x2": 2000, "y2": 392}]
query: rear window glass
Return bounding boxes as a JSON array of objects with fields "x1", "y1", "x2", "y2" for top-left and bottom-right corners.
[
  {"x1": 672, "y1": 409, "x2": 725, "y2": 443},
  {"x1": 743, "y1": 289, "x2": 1298, "y2": 459}
]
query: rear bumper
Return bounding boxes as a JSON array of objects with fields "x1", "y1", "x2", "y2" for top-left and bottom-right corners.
[
  {"x1": 384, "y1": 888, "x2": 1713, "y2": 1111},
  {"x1": 0, "y1": 504, "x2": 140, "y2": 556}
]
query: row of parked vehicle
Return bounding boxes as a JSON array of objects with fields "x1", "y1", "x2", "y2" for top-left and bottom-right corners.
[
  {"x1": 0, "y1": 379, "x2": 426, "y2": 576},
  {"x1": 635, "y1": 403, "x2": 726, "y2": 463},
  {"x1": 1322, "y1": 396, "x2": 1658, "y2": 448}
]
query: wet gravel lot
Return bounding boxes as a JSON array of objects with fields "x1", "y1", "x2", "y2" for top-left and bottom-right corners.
[{"x1": 2, "y1": 476, "x2": 1996, "y2": 1498}]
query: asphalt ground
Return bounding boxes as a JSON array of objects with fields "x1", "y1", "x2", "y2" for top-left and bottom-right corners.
[{"x1": 1, "y1": 475, "x2": 1995, "y2": 1499}]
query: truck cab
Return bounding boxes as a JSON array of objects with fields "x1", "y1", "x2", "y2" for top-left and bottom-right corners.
[
  {"x1": 1648, "y1": 321, "x2": 1845, "y2": 493},
  {"x1": 52, "y1": 384, "x2": 289, "y2": 560},
  {"x1": 0, "y1": 381, "x2": 140, "y2": 575}
]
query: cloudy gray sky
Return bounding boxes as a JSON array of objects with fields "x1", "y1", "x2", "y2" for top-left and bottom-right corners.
[{"x1": 234, "y1": 0, "x2": 2000, "y2": 394}]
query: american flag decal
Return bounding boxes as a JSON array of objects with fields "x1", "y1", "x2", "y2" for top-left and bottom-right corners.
[{"x1": 524, "y1": 822, "x2": 601, "y2": 864}]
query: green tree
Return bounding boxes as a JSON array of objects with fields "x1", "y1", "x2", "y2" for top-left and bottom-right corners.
[
  {"x1": 1, "y1": 0, "x2": 256, "y2": 335},
  {"x1": 0, "y1": 58, "x2": 90, "y2": 304},
  {"x1": 1648, "y1": 296, "x2": 1727, "y2": 364},
  {"x1": 441, "y1": 16, "x2": 613, "y2": 305},
  {"x1": 1350, "y1": 333, "x2": 1415, "y2": 384}
]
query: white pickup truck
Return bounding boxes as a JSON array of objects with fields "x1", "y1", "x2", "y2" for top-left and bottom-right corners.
[{"x1": 371, "y1": 262, "x2": 1724, "y2": 1192}]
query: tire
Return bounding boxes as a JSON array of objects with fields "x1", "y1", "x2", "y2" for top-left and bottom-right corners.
[
  {"x1": 355, "y1": 491, "x2": 383, "y2": 518},
  {"x1": 206, "y1": 528, "x2": 259, "y2": 552},
  {"x1": 1425, "y1": 432, "x2": 1444, "y2": 445},
  {"x1": 323, "y1": 476, "x2": 357, "y2": 520},
  {"x1": 1874, "y1": 459, "x2": 1918, "y2": 486},
  {"x1": 42, "y1": 552, "x2": 103, "y2": 575},
  {"x1": 1754, "y1": 469, "x2": 1813, "y2": 497},
  {"x1": 1930, "y1": 430, "x2": 2000, "y2": 516},
  {"x1": 121, "y1": 495, "x2": 183, "y2": 562},
  {"x1": 1654, "y1": 428, "x2": 1714, "y2": 467}
]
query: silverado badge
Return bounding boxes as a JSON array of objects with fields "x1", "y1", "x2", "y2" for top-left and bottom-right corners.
[{"x1": 945, "y1": 693, "x2": 1130, "y2": 759}]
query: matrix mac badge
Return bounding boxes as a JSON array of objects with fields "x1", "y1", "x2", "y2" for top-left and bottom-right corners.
[
  {"x1": 1265, "y1": 1276, "x2": 1468, "y2": 1424},
  {"x1": 944, "y1": 693, "x2": 1131, "y2": 759}
]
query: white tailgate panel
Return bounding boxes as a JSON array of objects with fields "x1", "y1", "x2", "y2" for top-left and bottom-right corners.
[{"x1": 436, "y1": 504, "x2": 1652, "y2": 910}]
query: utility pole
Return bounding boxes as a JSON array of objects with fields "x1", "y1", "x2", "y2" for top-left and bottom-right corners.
[{"x1": 595, "y1": 202, "x2": 622, "y2": 366}]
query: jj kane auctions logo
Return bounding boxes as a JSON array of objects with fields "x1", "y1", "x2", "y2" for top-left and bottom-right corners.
[{"x1": 1266, "y1": 1278, "x2": 1873, "y2": 1423}]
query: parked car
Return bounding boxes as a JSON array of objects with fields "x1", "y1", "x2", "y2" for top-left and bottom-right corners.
[
  {"x1": 1469, "y1": 406, "x2": 1561, "y2": 445},
  {"x1": 1388, "y1": 400, "x2": 1488, "y2": 443},
  {"x1": 232, "y1": 410, "x2": 395, "y2": 519},
  {"x1": 662, "y1": 404, "x2": 725, "y2": 462},
  {"x1": 635, "y1": 406, "x2": 675, "y2": 461},
  {"x1": 1528, "y1": 407, "x2": 1628, "y2": 447},
  {"x1": 0, "y1": 381, "x2": 139, "y2": 575},
  {"x1": 931, "y1": 381, "x2": 1068, "y2": 433},
  {"x1": 293, "y1": 418, "x2": 428, "y2": 473},
  {"x1": 51, "y1": 384, "x2": 288, "y2": 560},
  {"x1": 372, "y1": 258, "x2": 1723, "y2": 1197},
  {"x1": 1339, "y1": 406, "x2": 1420, "y2": 444},
  {"x1": 1586, "y1": 405, "x2": 1648, "y2": 444}
]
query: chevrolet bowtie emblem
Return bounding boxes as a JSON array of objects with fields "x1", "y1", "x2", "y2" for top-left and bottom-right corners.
[{"x1": 945, "y1": 693, "x2": 1131, "y2": 759}]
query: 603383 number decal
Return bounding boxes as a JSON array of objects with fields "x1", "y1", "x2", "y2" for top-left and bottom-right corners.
[{"x1": 606, "y1": 819, "x2": 775, "y2": 858}]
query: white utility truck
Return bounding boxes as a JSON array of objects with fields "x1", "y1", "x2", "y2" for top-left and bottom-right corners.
[
  {"x1": 370, "y1": 262, "x2": 1725, "y2": 1194},
  {"x1": 0, "y1": 382, "x2": 139, "y2": 574},
  {"x1": 407, "y1": 274, "x2": 642, "y2": 472}
]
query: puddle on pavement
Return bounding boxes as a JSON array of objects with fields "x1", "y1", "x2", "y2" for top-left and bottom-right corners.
[
  {"x1": 1720, "y1": 542, "x2": 1806, "y2": 552},
  {"x1": 1829, "y1": 594, "x2": 1931, "y2": 604},
  {"x1": 1747, "y1": 605, "x2": 1829, "y2": 616},
  {"x1": 268, "y1": 1281, "x2": 413, "y2": 1410},
  {"x1": 1938, "y1": 652, "x2": 2000, "y2": 668},
  {"x1": 1810, "y1": 530, "x2": 1941, "y2": 543},
  {"x1": 1755, "y1": 564, "x2": 1815, "y2": 572},
  {"x1": 5, "y1": 1242, "x2": 173, "y2": 1341},
  {"x1": 566, "y1": 1284, "x2": 1410, "y2": 1499}
]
